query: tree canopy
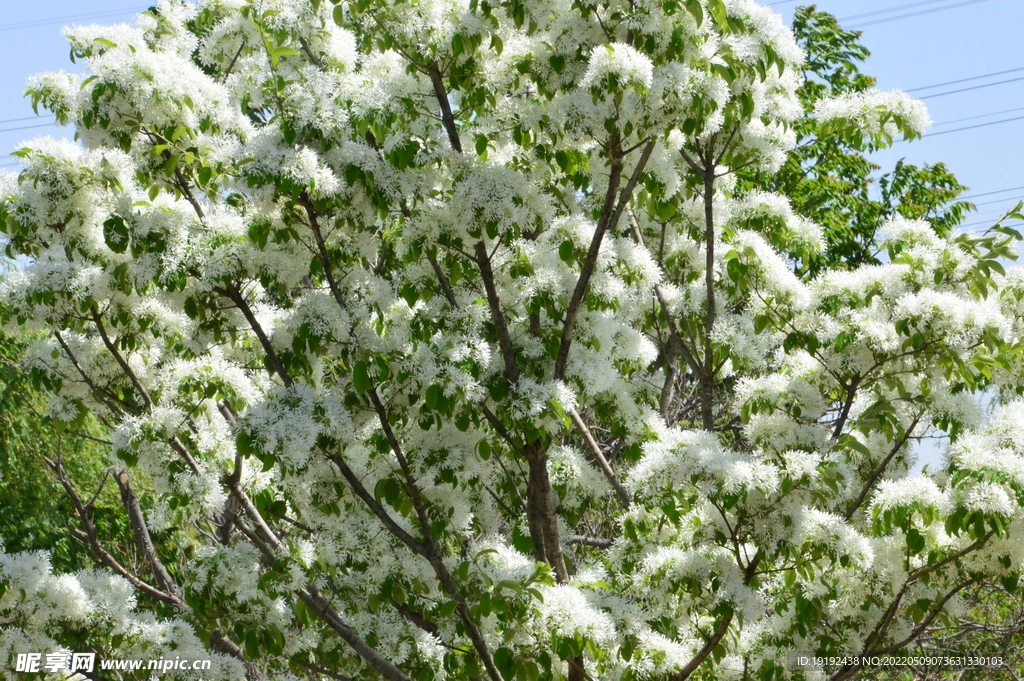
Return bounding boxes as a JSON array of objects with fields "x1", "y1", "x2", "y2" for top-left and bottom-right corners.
[{"x1": 2, "y1": 1, "x2": 1024, "y2": 680}]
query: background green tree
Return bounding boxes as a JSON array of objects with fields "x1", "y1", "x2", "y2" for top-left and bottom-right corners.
[
  {"x1": 740, "y1": 6, "x2": 975, "y2": 277},
  {"x1": 0, "y1": 326, "x2": 117, "y2": 572}
]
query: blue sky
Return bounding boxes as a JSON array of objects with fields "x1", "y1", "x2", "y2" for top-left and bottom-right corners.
[{"x1": 770, "y1": 0, "x2": 1024, "y2": 229}]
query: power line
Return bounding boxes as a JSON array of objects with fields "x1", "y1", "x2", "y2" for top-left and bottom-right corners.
[
  {"x1": 0, "y1": 122, "x2": 59, "y2": 135},
  {"x1": 933, "y1": 106, "x2": 1024, "y2": 127},
  {"x1": 923, "y1": 115, "x2": 1024, "y2": 137},
  {"x1": 839, "y1": 0, "x2": 959, "y2": 22},
  {"x1": 920, "y1": 75, "x2": 1024, "y2": 99},
  {"x1": 960, "y1": 207, "x2": 1021, "y2": 220},
  {"x1": 960, "y1": 186, "x2": 1024, "y2": 201},
  {"x1": 908, "y1": 67, "x2": 1024, "y2": 93},
  {"x1": 848, "y1": 0, "x2": 995, "y2": 29},
  {"x1": 971, "y1": 196, "x2": 1024, "y2": 208},
  {"x1": 0, "y1": 114, "x2": 56, "y2": 126},
  {"x1": 0, "y1": 7, "x2": 144, "y2": 33},
  {"x1": 959, "y1": 216, "x2": 1023, "y2": 230}
]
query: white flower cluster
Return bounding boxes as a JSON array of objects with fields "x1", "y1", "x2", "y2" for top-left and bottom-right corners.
[
  {"x1": 814, "y1": 89, "x2": 932, "y2": 138},
  {"x1": 0, "y1": 549, "x2": 245, "y2": 680}
]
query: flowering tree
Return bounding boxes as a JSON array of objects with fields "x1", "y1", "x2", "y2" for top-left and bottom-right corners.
[{"x1": 2, "y1": 1, "x2": 1023, "y2": 680}]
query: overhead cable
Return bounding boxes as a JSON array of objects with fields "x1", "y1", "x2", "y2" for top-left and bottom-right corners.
[
  {"x1": 920, "y1": 75, "x2": 1024, "y2": 99},
  {"x1": 839, "y1": 0, "x2": 960, "y2": 22},
  {"x1": 959, "y1": 186, "x2": 1024, "y2": 201},
  {"x1": 0, "y1": 122, "x2": 59, "y2": 135},
  {"x1": 933, "y1": 106, "x2": 1024, "y2": 127},
  {"x1": 908, "y1": 67, "x2": 1024, "y2": 93},
  {"x1": 0, "y1": 7, "x2": 143, "y2": 32},
  {"x1": 0, "y1": 114, "x2": 56, "y2": 127},
  {"x1": 848, "y1": 0, "x2": 994, "y2": 29},
  {"x1": 923, "y1": 115, "x2": 1024, "y2": 137}
]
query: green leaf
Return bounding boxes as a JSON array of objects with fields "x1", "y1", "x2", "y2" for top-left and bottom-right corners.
[
  {"x1": 103, "y1": 216, "x2": 130, "y2": 253},
  {"x1": 834, "y1": 330, "x2": 854, "y2": 352},
  {"x1": 494, "y1": 648, "x2": 516, "y2": 681},
  {"x1": 708, "y1": 0, "x2": 728, "y2": 27},
  {"x1": 907, "y1": 527, "x2": 925, "y2": 554},
  {"x1": 374, "y1": 356, "x2": 390, "y2": 382},
  {"x1": 559, "y1": 241, "x2": 574, "y2": 263},
  {"x1": 352, "y1": 361, "x2": 370, "y2": 393},
  {"x1": 435, "y1": 600, "x2": 458, "y2": 618}
]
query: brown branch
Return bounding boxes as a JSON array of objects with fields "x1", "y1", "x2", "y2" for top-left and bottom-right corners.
[
  {"x1": 831, "y1": 378, "x2": 860, "y2": 441},
  {"x1": 53, "y1": 331, "x2": 127, "y2": 417},
  {"x1": 910, "y1": 531, "x2": 994, "y2": 584},
  {"x1": 46, "y1": 455, "x2": 179, "y2": 606},
  {"x1": 879, "y1": 580, "x2": 977, "y2": 655},
  {"x1": 569, "y1": 535, "x2": 614, "y2": 549},
  {"x1": 428, "y1": 254, "x2": 458, "y2": 307},
  {"x1": 673, "y1": 552, "x2": 762, "y2": 680},
  {"x1": 699, "y1": 159, "x2": 716, "y2": 430},
  {"x1": 209, "y1": 630, "x2": 258, "y2": 678},
  {"x1": 213, "y1": 286, "x2": 294, "y2": 387},
  {"x1": 622, "y1": 206, "x2": 701, "y2": 416},
  {"x1": 90, "y1": 309, "x2": 153, "y2": 409},
  {"x1": 114, "y1": 468, "x2": 181, "y2": 599},
  {"x1": 300, "y1": 191, "x2": 347, "y2": 311},
  {"x1": 394, "y1": 601, "x2": 441, "y2": 637},
  {"x1": 554, "y1": 138, "x2": 655, "y2": 380},
  {"x1": 475, "y1": 241, "x2": 519, "y2": 385},
  {"x1": 298, "y1": 586, "x2": 414, "y2": 681},
  {"x1": 221, "y1": 42, "x2": 245, "y2": 83},
  {"x1": 366, "y1": 388, "x2": 504, "y2": 681},
  {"x1": 845, "y1": 413, "x2": 923, "y2": 520},
  {"x1": 323, "y1": 447, "x2": 429, "y2": 556},
  {"x1": 174, "y1": 167, "x2": 206, "y2": 221},
  {"x1": 526, "y1": 447, "x2": 569, "y2": 583},
  {"x1": 427, "y1": 63, "x2": 462, "y2": 153},
  {"x1": 297, "y1": 36, "x2": 323, "y2": 69},
  {"x1": 567, "y1": 406, "x2": 630, "y2": 508}
]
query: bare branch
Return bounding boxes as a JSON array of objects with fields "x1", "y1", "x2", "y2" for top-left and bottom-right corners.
[
  {"x1": 114, "y1": 468, "x2": 180, "y2": 599},
  {"x1": 475, "y1": 241, "x2": 519, "y2": 385},
  {"x1": 46, "y1": 455, "x2": 180, "y2": 606},
  {"x1": 214, "y1": 286, "x2": 294, "y2": 388},
  {"x1": 90, "y1": 309, "x2": 153, "y2": 410},
  {"x1": 555, "y1": 138, "x2": 655, "y2": 379},
  {"x1": 427, "y1": 63, "x2": 462, "y2": 153},
  {"x1": 567, "y1": 406, "x2": 631, "y2": 508}
]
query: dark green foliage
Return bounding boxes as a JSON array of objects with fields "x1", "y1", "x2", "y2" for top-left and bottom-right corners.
[{"x1": 0, "y1": 330, "x2": 117, "y2": 572}]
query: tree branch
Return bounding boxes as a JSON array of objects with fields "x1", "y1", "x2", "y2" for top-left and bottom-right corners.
[
  {"x1": 46, "y1": 454, "x2": 179, "y2": 606},
  {"x1": 214, "y1": 286, "x2": 294, "y2": 387},
  {"x1": 114, "y1": 467, "x2": 181, "y2": 600},
  {"x1": 475, "y1": 241, "x2": 519, "y2": 385},
  {"x1": 90, "y1": 309, "x2": 153, "y2": 410},
  {"x1": 567, "y1": 406, "x2": 630, "y2": 508},
  {"x1": 427, "y1": 63, "x2": 462, "y2": 153},
  {"x1": 300, "y1": 191, "x2": 347, "y2": 311},
  {"x1": 555, "y1": 138, "x2": 655, "y2": 380}
]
